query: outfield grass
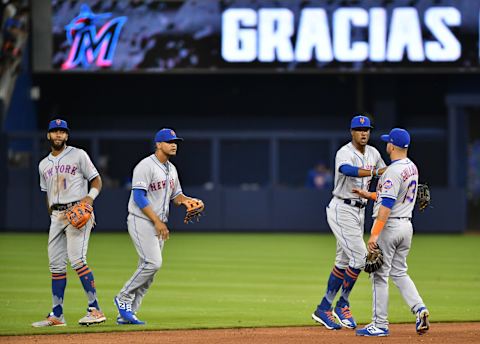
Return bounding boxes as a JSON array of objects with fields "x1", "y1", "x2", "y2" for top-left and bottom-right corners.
[{"x1": 0, "y1": 232, "x2": 479, "y2": 335}]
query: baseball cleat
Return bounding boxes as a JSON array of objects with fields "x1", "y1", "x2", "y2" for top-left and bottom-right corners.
[
  {"x1": 311, "y1": 309, "x2": 342, "y2": 330},
  {"x1": 333, "y1": 305, "x2": 357, "y2": 329},
  {"x1": 356, "y1": 324, "x2": 389, "y2": 336},
  {"x1": 116, "y1": 315, "x2": 130, "y2": 325},
  {"x1": 416, "y1": 307, "x2": 430, "y2": 335},
  {"x1": 116, "y1": 314, "x2": 146, "y2": 325},
  {"x1": 78, "y1": 307, "x2": 106, "y2": 326},
  {"x1": 32, "y1": 313, "x2": 66, "y2": 327},
  {"x1": 114, "y1": 296, "x2": 138, "y2": 323}
]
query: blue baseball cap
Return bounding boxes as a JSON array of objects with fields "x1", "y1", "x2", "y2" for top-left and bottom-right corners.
[
  {"x1": 48, "y1": 119, "x2": 69, "y2": 132},
  {"x1": 381, "y1": 128, "x2": 410, "y2": 148},
  {"x1": 154, "y1": 128, "x2": 183, "y2": 143},
  {"x1": 350, "y1": 115, "x2": 373, "y2": 129}
]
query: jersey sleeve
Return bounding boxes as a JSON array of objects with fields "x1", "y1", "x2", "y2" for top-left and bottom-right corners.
[
  {"x1": 131, "y1": 162, "x2": 151, "y2": 191},
  {"x1": 335, "y1": 148, "x2": 353, "y2": 173},
  {"x1": 39, "y1": 164, "x2": 47, "y2": 192},
  {"x1": 170, "y1": 167, "x2": 183, "y2": 200},
  {"x1": 79, "y1": 150, "x2": 99, "y2": 181},
  {"x1": 379, "y1": 168, "x2": 402, "y2": 200}
]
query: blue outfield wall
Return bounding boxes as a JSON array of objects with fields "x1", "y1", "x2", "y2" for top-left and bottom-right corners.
[{"x1": 5, "y1": 185, "x2": 466, "y2": 233}]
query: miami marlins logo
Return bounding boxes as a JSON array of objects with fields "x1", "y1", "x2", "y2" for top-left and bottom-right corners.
[{"x1": 62, "y1": 4, "x2": 127, "y2": 70}]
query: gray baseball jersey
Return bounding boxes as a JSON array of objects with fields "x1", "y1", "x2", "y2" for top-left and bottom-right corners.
[
  {"x1": 326, "y1": 142, "x2": 386, "y2": 270},
  {"x1": 369, "y1": 157, "x2": 426, "y2": 328},
  {"x1": 128, "y1": 154, "x2": 183, "y2": 222},
  {"x1": 332, "y1": 143, "x2": 386, "y2": 200},
  {"x1": 117, "y1": 154, "x2": 183, "y2": 311},
  {"x1": 39, "y1": 146, "x2": 99, "y2": 207},
  {"x1": 373, "y1": 158, "x2": 418, "y2": 218},
  {"x1": 38, "y1": 145, "x2": 99, "y2": 312}
]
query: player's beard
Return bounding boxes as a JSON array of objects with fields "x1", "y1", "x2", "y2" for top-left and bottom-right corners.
[{"x1": 49, "y1": 138, "x2": 67, "y2": 151}]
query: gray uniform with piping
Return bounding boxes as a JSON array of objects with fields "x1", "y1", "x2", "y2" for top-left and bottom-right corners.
[{"x1": 116, "y1": 154, "x2": 182, "y2": 311}]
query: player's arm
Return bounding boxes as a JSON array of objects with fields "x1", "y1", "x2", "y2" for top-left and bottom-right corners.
[
  {"x1": 39, "y1": 164, "x2": 49, "y2": 214},
  {"x1": 339, "y1": 164, "x2": 385, "y2": 178},
  {"x1": 133, "y1": 189, "x2": 169, "y2": 240},
  {"x1": 367, "y1": 198, "x2": 394, "y2": 251},
  {"x1": 81, "y1": 175, "x2": 102, "y2": 206},
  {"x1": 78, "y1": 150, "x2": 102, "y2": 205},
  {"x1": 172, "y1": 193, "x2": 203, "y2": 208},
  {"x1": 172, "y1": 193, "x2": 188, "y2": 206},
  {"x1": 352, "y1": 188, "x2": 377, "y2": 201},
  {"x1": 45, "y1": 195, "x2": 52, "y2": 216}
]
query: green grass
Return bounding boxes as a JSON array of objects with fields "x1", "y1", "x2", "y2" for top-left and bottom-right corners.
[{"x1": 0, "y1": 233, "x2": 479, "y2": 335}]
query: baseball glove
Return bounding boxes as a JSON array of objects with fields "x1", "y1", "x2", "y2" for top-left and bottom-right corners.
[
  {"x1": 364, "y1": 245, "x2": 384, "y2": 273},
  {"x1": 416, "y1": 183, "x2": 431, "y2": 212},
  {"x1": 183, "y1": 199, "x2": 204, "y2": 224},
  {"x1": 66, "y1": 202, "x2": 93, "y2": 229}
]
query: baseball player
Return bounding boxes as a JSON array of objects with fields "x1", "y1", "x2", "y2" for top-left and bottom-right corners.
[
  {"x1": 32, "y1": 119, "x2": 106, "y2": 327},
  {"x1": 354, "y1": 128, "x2": 430, "y2": 336},
  {"x1": 114, "y1": 128, "x2": 204, "y2": 325},
  {"x1": 312, "y1": 114, "x2": 386, "y2": 330}
]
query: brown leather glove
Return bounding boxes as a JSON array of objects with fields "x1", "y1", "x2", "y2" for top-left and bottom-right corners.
[
  {"x1": 183, "y1": 199, "x2": 204, "y2": 224},
  {"x1": 364, "y1": 245, "x2": 384, "y2": 273},
  {"x1": 66, "y1": 202, "x2": 93, "y2": 229}
]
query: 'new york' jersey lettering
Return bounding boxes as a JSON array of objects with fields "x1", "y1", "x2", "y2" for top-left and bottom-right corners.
[
  {"x1": 128, "y1": 154, "x2": 183, "y2": 222},
  {"x1": 373, "y1": 158, "x2": 419, "y2": 218},
  {"x1": 38, "y1": 146, "x2": 99, "y2": 206},
  {"x1": 332, "y1": 143, "x2": 386, "y2": 200}
]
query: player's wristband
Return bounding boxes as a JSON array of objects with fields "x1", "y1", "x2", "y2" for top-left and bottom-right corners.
[
  {"x1": 370, "y1": 169, "x2": 374, "y2": 177},
  {"x1": 87, "y1": 187, "x2": 100, "y2": 200},
  {"x1": 375, "y1": 168, "x2": 379, "y2": 177},
  {"x1": 371, "y1": 219, "x2": 386, "y2": 236}
]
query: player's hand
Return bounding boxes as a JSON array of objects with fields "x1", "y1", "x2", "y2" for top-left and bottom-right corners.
[
  {"x1": 190, "y1": 198, "x2": 204, "y2": 210},
  {"x1": 154, "y1": 220, "x2": 169, "y2": 240},
  {"x1": 80, "y1": 196, "x2": 94, "y2": 206},
  {"x1": 367, "y1": 234, "x2": 379, "y2": 252},
  {"x1": 181, "y1": 198, "x2": 204, "y2": 208},
  {"x1": 352, "y1": 188, "x2": 370, "y2": 199}
]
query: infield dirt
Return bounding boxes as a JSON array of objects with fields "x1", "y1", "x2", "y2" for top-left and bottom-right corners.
[{"x1": 1, "y1": 323, "x2": 479, "y2": 344}]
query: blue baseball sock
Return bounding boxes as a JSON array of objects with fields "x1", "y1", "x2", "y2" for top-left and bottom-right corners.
[
  {"x1": 75, "y1": 265, "x2": 99, "y2": 310},
  {"x1": 317, "y1": 266, "x2": 345, "y2": 311},
  {"x1": 336, "y1": 266, "x2": 361, "y2": 308},
  {"x1": 51, "y1": 273, "x2": 67, "y2": 317}
]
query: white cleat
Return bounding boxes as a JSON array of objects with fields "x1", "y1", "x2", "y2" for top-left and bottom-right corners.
[
  {"x1": 78, "y1": 307, "x2": 106, "y2": 326},
  {"x1": 32, "y1": 313, "x2": 66, "y2": 327}
]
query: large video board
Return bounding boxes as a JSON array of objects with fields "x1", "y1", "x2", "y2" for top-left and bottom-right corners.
[{"x1": 46, "y1": 0, "x2": 480, "y2": 73}]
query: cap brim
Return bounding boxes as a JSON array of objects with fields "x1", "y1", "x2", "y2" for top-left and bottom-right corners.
[
  {"x1": 351, "y1": 125, "x2": 373, "y2": 129},
  {"x1": 380, "y1": 134, "x2": 390, "y2": 142},
  {"x1": 157, "y1": 137, "x2": 184, "y2": 143},
  {"x1": 48, "y1": 127, "x2": 69, "y2": 132}
]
